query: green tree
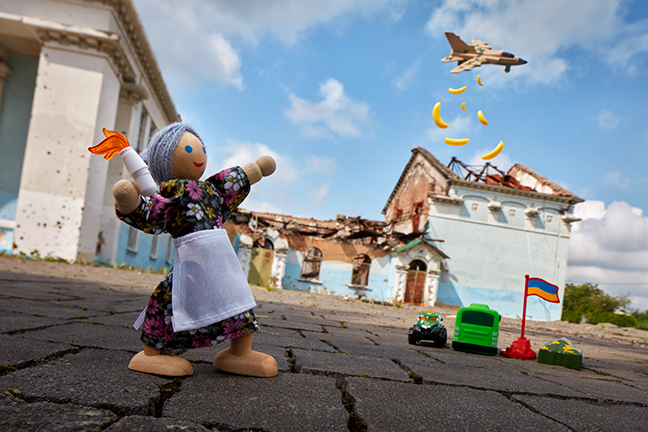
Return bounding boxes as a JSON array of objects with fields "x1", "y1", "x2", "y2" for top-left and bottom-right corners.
[{"x1": 562, "y1": 283, "x2": 634, "y2": 327}]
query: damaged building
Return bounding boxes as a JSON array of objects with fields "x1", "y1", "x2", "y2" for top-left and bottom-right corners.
[{"x1": 226, "y1": 147, "x2": 583, "y2": 322}]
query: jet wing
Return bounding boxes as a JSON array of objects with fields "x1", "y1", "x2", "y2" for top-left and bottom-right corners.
[
  {"x1": 451, "y1": 58, "x2": 483, "y2": 73},
  {"x1": 472, "y1": 39, "x2": 491, "y2": 49}
]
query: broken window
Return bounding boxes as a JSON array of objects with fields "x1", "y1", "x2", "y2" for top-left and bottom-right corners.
[
  {"x1": 351, "y1": 254, "x2": 371, "y2": 286},
  {"x1": 301, "y1": 247, "x2": 322, "y2": 280}
]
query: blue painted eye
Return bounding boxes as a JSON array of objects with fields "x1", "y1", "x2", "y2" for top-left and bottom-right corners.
[
  {"x1": 202, "y1": 146, "x2": 206, "y2": 154},
  {"x1": 184, "y1": 145, "x2": 193, "y2": 153}
]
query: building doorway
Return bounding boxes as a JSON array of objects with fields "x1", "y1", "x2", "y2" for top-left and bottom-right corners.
[
  {"x1": 249, "y1": 238, "x2": 274, "y2": 287},
  {"x1": 404, "y1": 259, "x2": 427, "y2": 305}
]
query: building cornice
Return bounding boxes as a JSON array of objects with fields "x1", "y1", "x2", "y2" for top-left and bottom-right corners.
[
  {"x1": 448, "y1": 178, "x2": 582, "y2": 206},
  {"x1": 101, "y1": 0, "x2": 179, "y2": 123},
  {"x1": 1, "y1": 0, "x2": 179, "y2": 124}
]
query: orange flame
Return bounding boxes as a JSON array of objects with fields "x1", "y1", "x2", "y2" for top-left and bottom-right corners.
[{"x1": 88, "y1": 128, "x2": 130, "y2": 160}]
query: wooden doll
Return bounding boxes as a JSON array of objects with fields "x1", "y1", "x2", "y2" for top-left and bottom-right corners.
[{"x1": 104, "y1": 122, "x2": 277, "y2": 377}]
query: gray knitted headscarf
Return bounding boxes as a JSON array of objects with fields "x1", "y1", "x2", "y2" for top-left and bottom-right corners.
[{"x1": 140, "y1": 122, "x2": 204, "y2": 184}]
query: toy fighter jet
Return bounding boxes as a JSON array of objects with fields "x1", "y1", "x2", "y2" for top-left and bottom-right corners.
[{"x1": 441, "y1": 32, "x2": 527, "y2": 73}]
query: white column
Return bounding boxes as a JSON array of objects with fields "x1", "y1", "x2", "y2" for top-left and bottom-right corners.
[
  {"x1": 237, "y1": 235, "x2": 253, "y2": 281},
  {"x1": 425, "y1": 271, "x2": 440, "y2": 306},
  {"x1": 98, "y1": 91, "x2": 147, "y2": 265},
  {"x1": 0, "y1": 60, "x2": 11, "y2": 113},
  {"x1": 394, "y1": 265, "x2": 407, "y2": 303},
  {"x1": 13, "y1": 45, "x2": 120, "y2": 262},
  {"x1": 271, "y1": 250, "x2": 287, "y2": 289}
]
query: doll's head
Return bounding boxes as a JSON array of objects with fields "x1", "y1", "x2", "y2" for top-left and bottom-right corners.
[{"x1": 141, "y1": 122, "x2": 207, "y2": 183}]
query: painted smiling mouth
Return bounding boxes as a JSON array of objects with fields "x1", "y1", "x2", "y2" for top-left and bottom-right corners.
[{"x1": 193, "y1": 162, "x2": 204, "y2": 167}]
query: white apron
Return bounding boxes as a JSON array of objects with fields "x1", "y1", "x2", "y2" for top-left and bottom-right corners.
[{"x1": 133, "y1": 229, "x2": 256, "y2": 332}]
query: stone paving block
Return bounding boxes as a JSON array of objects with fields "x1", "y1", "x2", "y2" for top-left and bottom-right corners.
[
  {"x1": 0, "y1": 349, "x2": 169, "y2": 416},
  {"x1": 260, "y1": 316, "x2": 327, "y2": 332},
  {"x1": 254, "y1": 326, "x2": 335, "y2": 352},
  {"x1": 0, "y1": 280, "x2": 83, "y2": 301},
  {"x1": 403, "y1": 356, "x2": 583, "y2": 396},
  {"x1": 163, "y1": 365, "x2": 348, "y2": 431},
  {"x1": 513, "y1": 395, "x2": 648, "y2": 431},
  {"x1": 0, "y1": 389, "x2": 118, "y2": 432},
  {"x1": 323, "y1": 328, "x2": 425, "y2": 360},
  {"x1": 583, "y1": 357, "x2": 648, "y2": 391},
  {"x1": 0, "y1": 310, "x2": 67, "y2": 333},
  {"x1": 292, "y1": 348, "x2": 411, "y2": 381},
  {"x1": 524, "y1": 371, "x2": 648, "y2": 404},
  {"x1": 346, "y1": 377, "x2": 568, "y2": 432},
  {"x1": 0, "y1": 334, "x2": 75, "y2": 368},
  {"x1": 60, "y1": 297, "x2": 145, "y2": 314},
  {"x1": 426, "y1": 346, "x2": 512, "y2": 367},
  {"x1": 18, "y1": 322, "x2": 143, "y2": 352},
  {"x1": 105, "y1": 415, "x2": 211, "y2": 432},
  {"x1": 80, "y1": 311, "x2": 142, "y2": 328},
  {"x1": 0, "y1": 297, "x2": 106, "y2": 320}
]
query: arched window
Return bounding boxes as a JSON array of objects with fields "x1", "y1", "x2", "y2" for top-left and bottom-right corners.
[
  {"x1": 351, "y1": 254, "x2": 371, "y2": 287},
  {"x1": 301, "y1": 247, "x2": 322, "y2": 280},
  {"x1": 408, "y1": 259, "x2": 427, "y2": 271},
  {"x1": 253, "y1": 238, "x2": 274, "y2": 250}
]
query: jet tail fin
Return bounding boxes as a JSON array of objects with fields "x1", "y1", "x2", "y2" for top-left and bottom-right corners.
[{"x1": 445, "y1": 32, "x2": 472, "y2": 53}]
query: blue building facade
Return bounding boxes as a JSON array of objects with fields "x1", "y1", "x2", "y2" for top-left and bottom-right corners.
[{"x1": 381, "y1": 149, "x2": 582, "y2": 321}]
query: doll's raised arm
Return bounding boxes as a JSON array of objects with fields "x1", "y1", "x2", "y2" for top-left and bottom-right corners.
[
  {"x1": 242, "y1": 155, "x2": 276, "y2": 185},
  {"x1": 113, "y1": 179, "x2": 141, "y2": 215}
]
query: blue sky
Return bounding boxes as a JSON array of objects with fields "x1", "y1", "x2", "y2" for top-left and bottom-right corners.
[{"x1": 132, "y1": 0, "x2": 648, "y2": 311}]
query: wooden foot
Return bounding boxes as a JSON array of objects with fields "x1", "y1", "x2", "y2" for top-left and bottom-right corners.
[
  {"x1": 213, "y1": 348, "x2": 278, "y2": 377},
  {"x1": 213, "y1": 333, "x2": 278, "y2": 377},
  {"x1": 128, "y1": 346, "x2": 193, "y2": 377}
]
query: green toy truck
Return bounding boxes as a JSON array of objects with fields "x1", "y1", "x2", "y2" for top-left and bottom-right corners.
[
  {"x1": 451, "y1": 303, "x2": 500, "y2": 356},
  {"x1": 408, "y1": 311, "x2": 447, "y2": 348}
]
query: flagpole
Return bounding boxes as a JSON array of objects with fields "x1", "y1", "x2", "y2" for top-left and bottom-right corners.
[{"x1": 521, "y1": 274, "x2": 529, "y2": 339}]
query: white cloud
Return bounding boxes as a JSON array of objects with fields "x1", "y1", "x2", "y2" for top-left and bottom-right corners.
[
  {"x1": 425, "y1": 0, "x2": 644, "y2": 86},
  {"x1": 597, "y1": 110, "x2": 622, "y2": 129},
  {"x1": 568, "y1": 200, "x2": 648, "y2": 310},
  {"x1": 467, "y1": 151, "x2": 512, "y2": 172},
  {"x1": 132, "y1": 1, "x2": 243, "y2": 89},
  {"x1": 309, "y1": 184, "x2": 330, "y2": 207},
  {"x1": 306, "y1": 156, "x2": 337, "y2": 173},
  {"x1": 218, "y1": 140, "x2": 298, "y2": 182},
  {"x1": 605, "y1": 171, "x2": 632, "y2": 190},
  {"x1": 392, "y1": 60, "x2": 420, "y2": 92},
  {"x1": 285, "y1": 78, "x2": 371, "y2": 138},
  {"x1": 425, "y1": 113, "x2": 476, "y2": 143},
  {"x1": 133, "y1": 0, "x2": 411, "y2": 88}
]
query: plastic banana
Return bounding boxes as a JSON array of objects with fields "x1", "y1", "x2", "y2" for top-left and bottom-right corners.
[
  {"x1": 477, "y1": 75, "x2": 483, "y2": 86},
  {"x1": 461, "y1": 102, "x2": 467, "y2": 111},
  {"x1": 482, "y1": 141, "x2": 504, "y2": 160},
  {"x1": 449, "y1": 86, "x2": 467, "y2": 95},
  {"x1": 477, "y1": 110, "x2": 488, "y2": 126},
  {"x1": 432, "y1": 102, "x2": 449, "y2": 129},
  {"x1": 444, "y1": 138, "x2": 469, "y2": 146}
]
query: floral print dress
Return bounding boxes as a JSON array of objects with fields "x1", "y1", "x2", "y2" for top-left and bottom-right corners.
[{"x1": 117, "y1": 167, "x2": 259, "y2": 351}]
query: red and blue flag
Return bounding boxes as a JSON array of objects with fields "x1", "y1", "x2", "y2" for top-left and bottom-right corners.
[{"x1": 526, "y1": 277, "x2": 560, "y2": 303}]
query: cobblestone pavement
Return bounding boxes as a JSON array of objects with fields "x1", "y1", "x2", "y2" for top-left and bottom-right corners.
[{"x1": 1, "y1": 256, "x2": 647, "y2": 431}]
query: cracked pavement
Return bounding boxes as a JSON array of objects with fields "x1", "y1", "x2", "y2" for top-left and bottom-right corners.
[{"x1": 1, "y1": 256, "x2": 647, "y2": 431}]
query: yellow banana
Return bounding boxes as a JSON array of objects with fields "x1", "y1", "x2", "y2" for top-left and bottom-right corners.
[
  {"x1": 477, "y1": 75, "x2": 483, "y2": 86},
  {"x1": 449, "y1": 86, "x2": 467, "y2": 95},
  {"x1": 461, "y1": 102, "x2": 467, "y2": 111},
  {"x1": 444, "y1": 138, "x2": 469, "y2": 146},
  {"x1": 477, "y1": 110, "x2": 488, "y2": 126},
  {"x1": 482, "y1": 141, "x2": 504, "y2": 160},
  {"x1": 432, "y1": 102, "x2": 449, "y2": 129}
]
